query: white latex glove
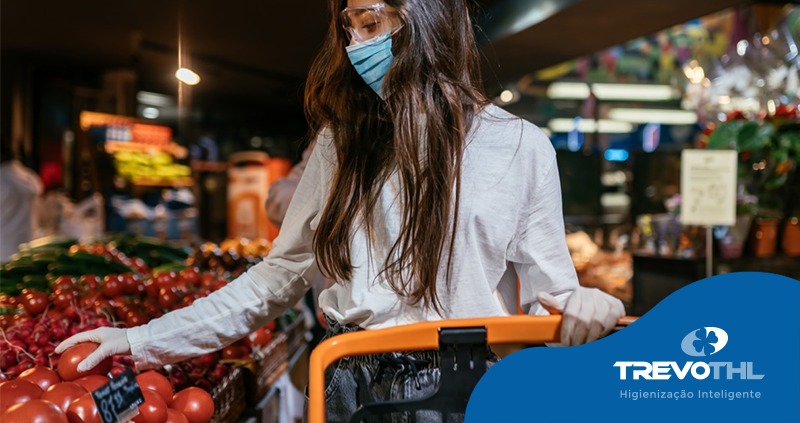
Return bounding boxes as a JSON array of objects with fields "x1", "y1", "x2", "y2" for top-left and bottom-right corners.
[
  {"x1": 55, "y1": 327, "x2": 131, "y2": 372},
  {"x1": 537, "y1": 286, "x2": 625, "y2": 346}
]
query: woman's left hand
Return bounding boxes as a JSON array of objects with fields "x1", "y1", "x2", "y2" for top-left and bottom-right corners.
[{"x1": 537, "y1": 287, "x2": 625, "y2": 346}]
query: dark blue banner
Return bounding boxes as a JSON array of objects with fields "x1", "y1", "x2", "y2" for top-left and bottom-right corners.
[{"x1": 465, "y1": 272, "x2": 800, "y2": 423}]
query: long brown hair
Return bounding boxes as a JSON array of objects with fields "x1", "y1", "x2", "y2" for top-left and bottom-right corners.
[{"x1": 304, "y1": 0, "x2": 488, "y2": 313}]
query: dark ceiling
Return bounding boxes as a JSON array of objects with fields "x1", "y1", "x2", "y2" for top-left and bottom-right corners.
[{"x1": 2, "y1": 0, "x2": 749, "y2": 111}]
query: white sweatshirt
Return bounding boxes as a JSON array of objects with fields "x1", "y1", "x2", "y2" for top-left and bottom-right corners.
[{"x1": 128, "y1": 105, "x2": 578, "y2": 369}]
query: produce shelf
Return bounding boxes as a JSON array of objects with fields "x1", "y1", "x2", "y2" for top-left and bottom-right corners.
[{"x1": 130, "y1": 176, "x2": 195, "y2": 188}]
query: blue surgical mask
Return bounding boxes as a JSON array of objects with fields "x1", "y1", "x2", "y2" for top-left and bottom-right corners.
[{"x1": 346, "y1": 32, "x2": 394, "y2": 98}]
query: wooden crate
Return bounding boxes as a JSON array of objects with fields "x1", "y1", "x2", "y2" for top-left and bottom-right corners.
[
  {"x1": 210, "y1": 366, "x2": 247, "y2": 423},
  {"x1": 283, "y1": 315, "x2": 308, "y2": 358},
  {"x1": 241, "y1": 332, "x2": 289, "y2": 405}
]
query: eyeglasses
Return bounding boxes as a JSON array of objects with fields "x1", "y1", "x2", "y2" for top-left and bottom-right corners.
[{"x1": 340, "y1": 2, "x2": 401, "y2": 44}]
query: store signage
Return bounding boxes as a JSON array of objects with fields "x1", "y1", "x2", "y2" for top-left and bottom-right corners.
[
  {"x1": 91, "y1": 368, "x2": 144, "y2": 423},
  {"x1": 679, "y1": 149, "x2": 738, "y2": 226}
]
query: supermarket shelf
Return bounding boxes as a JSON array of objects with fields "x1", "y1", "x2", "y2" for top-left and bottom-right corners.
[
  {"x1": 105, "y1": 141, "x2": 188, "y2": 158},
  {"x1": 192, "y1": 160, "x2": 229, "y2": 173},
  {"x1": 289, "y1": 337, "x2": 308, "y2": 370},
  {"x1": 238, "y1": 335, "x2": 310, "y2": 423},
  {"x1": 632, "y1": 254, "x2": 800, "y2": 316},
  {"x1": 131, "y1": 176, "x2": 194, "y2": 188}
]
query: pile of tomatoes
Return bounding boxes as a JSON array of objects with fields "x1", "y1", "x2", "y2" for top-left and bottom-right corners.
[
  {"x1": 0, "y1": 238, "x2": 287, "y2": 422},
  {"x1": 0, "y1": 342, "x2": 214, "y2": 422}
]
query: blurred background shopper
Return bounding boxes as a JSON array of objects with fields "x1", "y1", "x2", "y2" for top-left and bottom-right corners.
[{"x1": 0, "y1": 142, "x2": 43, "y2": 262}]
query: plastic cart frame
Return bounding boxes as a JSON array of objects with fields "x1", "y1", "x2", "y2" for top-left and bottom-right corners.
[{"x1": 308, "y1": 315, "x2": 635, "y2": 422}]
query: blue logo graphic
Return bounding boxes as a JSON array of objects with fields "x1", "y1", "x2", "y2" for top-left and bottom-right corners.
[
  {"x1": 465, "y1": 272, "x2": 800, "y2": 423},
  {"x1": 680, "y1": 327, "x2": 729, "y2": 356}
]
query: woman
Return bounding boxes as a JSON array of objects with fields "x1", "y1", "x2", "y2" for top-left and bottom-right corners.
[{"x1": 58, "y1": 0, "x2": 624, "y2": 420}]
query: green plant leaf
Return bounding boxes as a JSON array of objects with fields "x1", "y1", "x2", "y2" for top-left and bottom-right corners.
[
  {"x1": 779, "y1": 132, "x2": 800, "y2": 156},
  {"x1": 764, "y1": 173, "x2": 788, "y2": 190},
  {"x1": 737, "y1": 121, "x2": 774, "y2": 152},
  {"x1": 771, "y1": 148, "x2": 789, "y2": 163},
  {"x1": 707, "y1": 120, "x2": 743, "y2": 149}
]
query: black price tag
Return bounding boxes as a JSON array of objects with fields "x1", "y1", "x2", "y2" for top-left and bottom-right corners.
[{"x1": 91, "y1": 369, "x2": 144, "y2": 423}]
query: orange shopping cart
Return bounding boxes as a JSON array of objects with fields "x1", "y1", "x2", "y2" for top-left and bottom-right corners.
[{"x1": 308, "y1": 315, "x2": 636, "y2": 422}]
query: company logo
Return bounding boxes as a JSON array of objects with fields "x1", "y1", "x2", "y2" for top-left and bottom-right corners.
[
  {"x1": 613, "y1": 326, "x2": 763, "y2": 380},
  {"x1": 680, "y1": 327, "x2": 729, "y2": 357}
]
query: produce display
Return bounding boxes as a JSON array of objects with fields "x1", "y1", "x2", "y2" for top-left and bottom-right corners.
[
  {"x1": 187, "y1": 237, "x2": 272, "y2": 277},
  {"x1": 0, "y1": 235, "x2": 295, "y2": 422},
  {"x1": 113, "y1": 150, "x2": 192, "y2": 184}
]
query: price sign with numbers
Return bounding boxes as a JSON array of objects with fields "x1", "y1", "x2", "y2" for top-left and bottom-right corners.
[{"x1": 91, "y1": 368, "x2": 144, "y2": 423}]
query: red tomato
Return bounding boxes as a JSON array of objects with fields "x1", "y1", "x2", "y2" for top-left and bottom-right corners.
[
  {"x1": 158, "y1": 288, "x2": 178, "y2": 309},
  {"x1": 177, "y1": 295, "x2": 195, "y2": 309},
  {"x1": 136, "y1": 371, "x2": 174, "y2": 406},
  {"x1": 247, "y1": 327, "x2": 273, "y2": 348},
  {"x1": 57, "y1": 343, "x2": 113, "y2": 381},
  {"x1": 199, "y1": 273, "x2": 216, "y2": 289},
  {"x1": 79, "y1": 275, "x2": 101, "y2": 291},
  {"x1": 155, "y1": 272, "x2": 178, "y2": 290},
  {"x1": 178, "y1": 268, "x2": 200, "y2": 288},
  {"x1": 66, "y1": 393, "x2": 101, "y2": 423},
  {"x1": 210, "y1": 279, "x2": 227, "y2": 292},
  {"x1": 101, "y1": 275, "x2": 123, "y2": 299},
  {"x1": 52, "y1": 289, "x2": 76, "y2": 310},
  {"x1": 0, "y1": 379, "x2": 43, "y2": 414},
  {"x1": 22, "y1": 291, "x2": 49, "y2": 316},
  {"x1": 42, "y1": 381, "x2": 88, "y2": 413},
  {"x1": 143, "y1": 278, "x2": 160, "y2": 299},
  {"x1": 53, "y1": 276, "x2": 77, "y2": 291},
  {"x1": 0, "y1": 294, "x2": 13, "y2": 307},
  {"x1": 142, "y1": 299, "x2": 161, "y2": 318},
  {"x1": 171, "y1": 387, "x2": 214, "y2": 423},
  {"x1": 263, "y1": 320, "x2": 277, "y2": 331},
  {"x1": 165, "y1": 409, "x2": 189, "y2": 423},
  {"x1": 125, "y1": 310, "x2": 147, "y2": 327},
  {"x1": 0, "y1": 399, "x2": 67, "y2": 423},
  {"x1": 120, "y1": 273, "x2": 143, "y2": 295},
  {"x1": 18, "y1": 366, "x2": 61, "y2": 391},
  {"x1": 73, "y1": 375, "x2": 110, "y2": 392},
  {"x1": 132, "y1": 389, "x2": 168, "y2": 423},
  {"x1": 91, "y1": 298, "x2": 113, "y2": 316},
  {"x1": 221, "y1": 346, "x2": 246, "y2": 360},
  {"x1": 46, "y1": 307, "x2": 64, "y2": 320}
]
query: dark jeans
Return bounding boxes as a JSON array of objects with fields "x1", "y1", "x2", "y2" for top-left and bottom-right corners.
[{"x1": 305, "y1": 316, "x2": 495, "y2": 423}]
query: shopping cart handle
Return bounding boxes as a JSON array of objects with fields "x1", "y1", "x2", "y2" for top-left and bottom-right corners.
[{"x1": 307, "y1": 314, "x2": 638, "y2": 423}]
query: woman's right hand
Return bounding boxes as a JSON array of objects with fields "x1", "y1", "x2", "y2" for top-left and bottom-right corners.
[{"x1": 55, "y1": 327, "x2": 132, "y2": 372}]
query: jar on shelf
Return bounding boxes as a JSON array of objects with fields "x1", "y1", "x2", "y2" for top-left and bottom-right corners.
[
  {"x1": 749, "y1": 218, "x2": 779, "y2": 258},
  {"x1": 782, "y1": 217, "x2": 800, "y2": 256}
]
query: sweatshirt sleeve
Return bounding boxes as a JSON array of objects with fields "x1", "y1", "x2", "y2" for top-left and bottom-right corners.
[
  {"x1": 127, "y1": 132, "x2": 333, "y2": 370},
  {"x1": 507, "y1": 154, "x2": 579, "y2": 316}
]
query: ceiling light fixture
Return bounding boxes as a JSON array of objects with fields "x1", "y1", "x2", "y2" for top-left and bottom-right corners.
[
  {"x1": 136, "y1": 91, "x2": 176, "y2": 107},
  {"x1": 548, "y1": 118, "x2": 634, "y2": 134},
  {"x1": 142, "y1": 107, "x2": 160, "y2": 119},
  {"x1": 546, "y1": 82, "x2": 680, "y2": 101},
  {"x1": 607, "y1": 108, "x2": 698, "y2": 125},
  {"x1": 175, "y1": 67, "x2": 201, "y2": 85},
  {"x1": 592, "y1": 83, "x2": 679, "y2": 101},
  {"x1": 546, "y1": 82, "x2": 590, "y2": 100}
]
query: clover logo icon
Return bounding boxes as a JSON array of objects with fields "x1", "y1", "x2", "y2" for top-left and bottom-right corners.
[{"x1": 680, "y1": 327, "x2": 729, "y2": 357}]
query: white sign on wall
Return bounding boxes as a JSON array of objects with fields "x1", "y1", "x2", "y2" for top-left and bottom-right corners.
[{"x1": 680, "y1": 149, "x2": 738, "y2": 226}]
